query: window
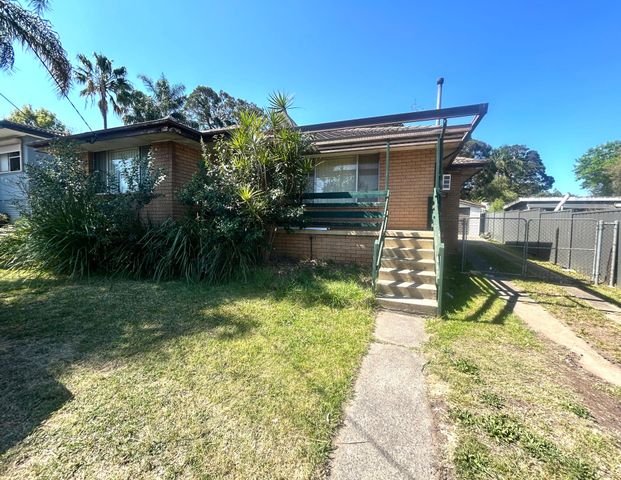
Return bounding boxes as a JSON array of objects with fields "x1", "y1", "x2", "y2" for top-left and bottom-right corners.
[
  {"x1": 93, "y1": 146, "x2": 148, "y2": 193},
  {"x1": 0, "y1": 148, "x2": 21, "y2": 174},
  {"x1": 442, "y1": 174, "x2": 451, "y2": 191},
  {"x1": 310, "y1": 153, "x2": 379, "y2": 202}
]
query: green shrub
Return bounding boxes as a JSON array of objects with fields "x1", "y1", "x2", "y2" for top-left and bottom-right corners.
[
  {"x1": 6, "y1": 141, "x2": 162, "y2": 276},
  {"x1": 130, "y1": 217, "x2": 262, "y2": 283},
  {"x1": 4, "y1": 95, "x2": 312, "y2": 283}
]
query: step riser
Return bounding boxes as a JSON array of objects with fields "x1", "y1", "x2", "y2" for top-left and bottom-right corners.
[
  {"x1": 386, "y1": 230, "x2": 433, "y2": 239},
  {"x1": 384, "y1": 238, "x2": 433, "y2": 249},
  {"x1": 381, "y1": 259, "x2": 435, "y2": 271},
  {"x1": 383, "y1": 249, "x2": 434, "y2": 260},
  {"x1": 377, "y1": 284, "x2": 437, "y2": 300},
  {"x1": 377, "y1": 298, "x2": 437, "y2": 316},
  {"x1": 378, "y1": 271, "x2": 436, "y2": 284}
]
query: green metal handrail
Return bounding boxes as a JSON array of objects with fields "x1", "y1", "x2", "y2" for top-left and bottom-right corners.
[
  {"x1": 372, "y1": 141, "x2": 392, "y2": 287},
  {"x1": 432, "y1": 188, "x2": 445, "y2": 315},
  {"x1": 433, "y1": 119, "x2": 447, "y2": 315},
  {"x1": 371, "y1": 190, "x2": 390, "y2": 286}
]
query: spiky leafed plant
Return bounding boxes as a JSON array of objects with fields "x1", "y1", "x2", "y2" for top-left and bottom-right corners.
[
  {"x1": 0, "y1": 0, "x2": 72, "y2": 94},
  {"x1": 75, "y1": 52, "x2": 131, "y2": 129}
]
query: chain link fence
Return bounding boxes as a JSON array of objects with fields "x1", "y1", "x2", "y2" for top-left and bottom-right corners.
[{"x1": 460, "y1": 209, "x2": 621, "y2": 286}]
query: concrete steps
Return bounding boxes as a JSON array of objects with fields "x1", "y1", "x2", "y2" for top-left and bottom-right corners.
[
  {"x1": 379, "y1": 267, "x2": 436, "y2": 284},
  {"x1": 377, "y1": 297, "x2": 438, "y2": 316},
  {"x1": 376, "y1": 230, "x2": 438, "y2": 316}
]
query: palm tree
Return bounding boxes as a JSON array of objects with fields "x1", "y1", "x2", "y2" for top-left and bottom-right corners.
[
  {"x1": 75, "y1": 52, "x2": 131, "y2": 129},
  {"x1": 123, "y1": 74, "x2": 188, "y2": 124},
  {"x1": 0, "y1": 0, "x2": 72, "y2": 94}
]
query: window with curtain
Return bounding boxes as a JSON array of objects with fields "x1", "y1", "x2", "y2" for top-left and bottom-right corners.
[
  {"x1": 93, "y1": 146, "x2": 148, "y2": 193},
  {"x1": 310, "y1": 153, "x2": 379, "y2": 203}
]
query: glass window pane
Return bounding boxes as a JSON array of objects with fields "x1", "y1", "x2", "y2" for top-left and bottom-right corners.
[
  {"x1": 109, "y1": 148, "x2": 140, "y2": 193},
  {"x1": 314, "y1": 156, "x2": 356, "y2": 203},
  {"x1": 357, "y1": 153, "x2": 379, "y2": 191},
  {"x1": 9, "y1": 152, "x2": 21, "y2": 171},
  {"x1": 0, "y1": 154, "x2": 8, "y2": 172},
  {"x1": 93, "y1": 151, "x2": 108, "y2": 192}
]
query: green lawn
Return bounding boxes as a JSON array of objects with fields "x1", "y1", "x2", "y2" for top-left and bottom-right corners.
[
  {"x1": 0, "y1": 265, "x2": 375, "y2": 479},
  {"x1": 425, "y1": 268, "x2": 621, "y2": 480}
]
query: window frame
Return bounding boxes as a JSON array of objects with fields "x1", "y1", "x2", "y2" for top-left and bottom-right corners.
[
  {"x1": 311, "y1": 153, "x2": 380, "y2": 195},
  {"x1": 0, "y1": 148, "x2": 22, "y2": 175},
  {"x1": 93, "y1": 146, "x2": 149, "y2": 194}
]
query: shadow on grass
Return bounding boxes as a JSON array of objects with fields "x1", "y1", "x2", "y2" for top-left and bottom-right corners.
[
  {"x1": 0, "y1": 262, "x2": 367, "y2": 453},
  {"x1": 462, "y1": 240, "x2": 621, "y2": 311},
  {"x1": 443, "y1": 256, "x2": 523, "y2": 325}
]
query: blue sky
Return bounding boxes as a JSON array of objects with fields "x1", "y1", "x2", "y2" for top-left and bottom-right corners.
[{"x1": 1, "y1": 0, "x2": 620, "y2": 194}]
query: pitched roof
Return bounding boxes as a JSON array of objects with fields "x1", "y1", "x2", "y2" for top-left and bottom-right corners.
[
  {"x1": 307, "y1": 124, "x2": 471, "y2": 151},
  {"x1": 0, "y1": 119, "x2": 57, "y2": 138},
  {"x1": 504, "y1": 196, "x2": 621, "y2": 210},
  {"x1": 30, "y1": 117, "x2": 222, "y2": 148},
  {"x1": 30, "y1": 103, "x2": 488, "y2": 160}
]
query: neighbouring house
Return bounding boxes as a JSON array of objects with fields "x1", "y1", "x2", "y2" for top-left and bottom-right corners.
[
  {"x1": 504, "y1": 195, "x2": 621, "y2": 212},
  {"x1": 459, "y1": 199, "x2": 486, "y2": 238},
  {"x1": 0, "y1": 120, "x2": 56, "y2": 220},
  {"x1": 32, "y1": 103, "x2": 489, "y2": 314}
]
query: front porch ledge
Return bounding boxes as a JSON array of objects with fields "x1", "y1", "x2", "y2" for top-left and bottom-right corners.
[{"x1": 275, "y1": 227, "x2": 379, "y2": 237}]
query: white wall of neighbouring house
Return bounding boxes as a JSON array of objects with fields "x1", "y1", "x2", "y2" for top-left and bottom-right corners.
[
  {"x1": 459, "y1": 203, "x2": 484, "y2": 239},
  {"x1": 0, "y1": 135, "x2": 42, "y2": 221}
]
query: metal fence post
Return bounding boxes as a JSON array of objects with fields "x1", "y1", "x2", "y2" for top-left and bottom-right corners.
[
  {"x1": 610, "y1": 221, "x2": 619, "y2": 287},
  {"x1": 522, "y1": 219, "x2": 530, "y2": 276},
  {"x1": 461, "y1": 217, "x2": 468, "y2": 272},
  {"x1": 594, "y1": 220, "x2": 604, "y2": 285},
  {"x1": 502, "y1": 211, "x2": 506, "y2": 244},
  {"x1": 568, "y1": 213, "x2": 575, "y2": 269}
]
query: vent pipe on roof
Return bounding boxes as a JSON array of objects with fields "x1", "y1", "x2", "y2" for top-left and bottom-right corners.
[
  {"x1": 436, "y1": 77, "x2": 444, "y2": 126},
  {"x1": 554, "y1": 193, "x2": 571, "y2": 212}
]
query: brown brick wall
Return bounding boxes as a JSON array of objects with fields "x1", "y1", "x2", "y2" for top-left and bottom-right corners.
[
  {"x1": 141, "y1": 141, "x2": 201, "y2": 224},
  {"x1": 142, "y1": 142, "x2": 174, "y2": 224},
  {"x1": 171, "y1": 143, "x2": 201, "y2": 219},
  {"x1": 379, "y1": 148, "x2": 435, "y2": 230},
  {"x1": 441, "y1": 170, "x2": 473, "y2": 254},
  {"x1": 272, "y1": 230, "x2": 375, "y2": 266}
]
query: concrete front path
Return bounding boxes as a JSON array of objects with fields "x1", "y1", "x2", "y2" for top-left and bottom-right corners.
[
  {"x1": 488, "y1": 278, "x2": 621, "y2": 387},
  {"x1": 329, "y1": 311, "x2": 437, "y2": 480}
]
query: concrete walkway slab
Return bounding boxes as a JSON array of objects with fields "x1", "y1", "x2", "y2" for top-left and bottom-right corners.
[
  {"x1": 329, "y1": 311, "x2": 437, "y2": 480},
  {"x1": 488, "y1": 278, "x2": 621, "y2": 387},
  {"x1": 562, "y1": 285, "x2": 621, "y2": 326}
]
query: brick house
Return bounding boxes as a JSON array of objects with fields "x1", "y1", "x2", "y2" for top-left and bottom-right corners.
[{"x1": 32, "y1": 103, "x2": 488, "y2": 315}]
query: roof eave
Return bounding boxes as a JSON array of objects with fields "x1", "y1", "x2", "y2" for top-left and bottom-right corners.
[{"x1": 0, "y1": 120, "x2": 57, "y2": 139}]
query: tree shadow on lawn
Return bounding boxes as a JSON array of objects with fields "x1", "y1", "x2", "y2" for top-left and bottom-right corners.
[
  {"x1": 443, "y1": 268, "x2": 519, "y2": 325},
  {"x1": 0, "y1": 264, "x2": 362, "y2": 454}
]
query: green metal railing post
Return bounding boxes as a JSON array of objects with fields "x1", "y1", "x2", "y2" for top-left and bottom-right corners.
[
  {"x1": 435, "y1": 119, "x2": 446, "y2": 193},
  {"x1": 432, "y1": 119, "x2": 447, "y2": 316},
  {"x1": 385, "y1": 141, "x2": 391, "y2": 190}
]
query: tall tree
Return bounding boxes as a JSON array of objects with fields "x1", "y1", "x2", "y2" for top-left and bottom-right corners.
[
  {"x1": 75, "y1": 52, "x2": 131, "y2": 129},
  {"x1": 462, "y1": 143, "x2": 554, "y2": 202},
  {"x1": 461, "y1": 139, "x2": 494, "y2": 199},
  {"x1": 6, "y1": 104, "x2": 67, "y2": 133},
  {"x1": 0, "y1": 0, "x2": 71, "y2": 94},
  {"x1": 574, "y1": 141, "x2": 621, "y2": 195},
  {"x1": 460, "y1": 139, "x2": 493, "y2": 159},
  {"x1": 122, "y1": 74, "x2": 187, "y2": 124},
  {"x1": 185, "y1": 85, "x2": 260, "y2": 129}
]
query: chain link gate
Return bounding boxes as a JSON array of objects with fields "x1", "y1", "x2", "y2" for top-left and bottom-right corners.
[{"x1": 460, "y1": 213, "x2": 620, "y2": 285}]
